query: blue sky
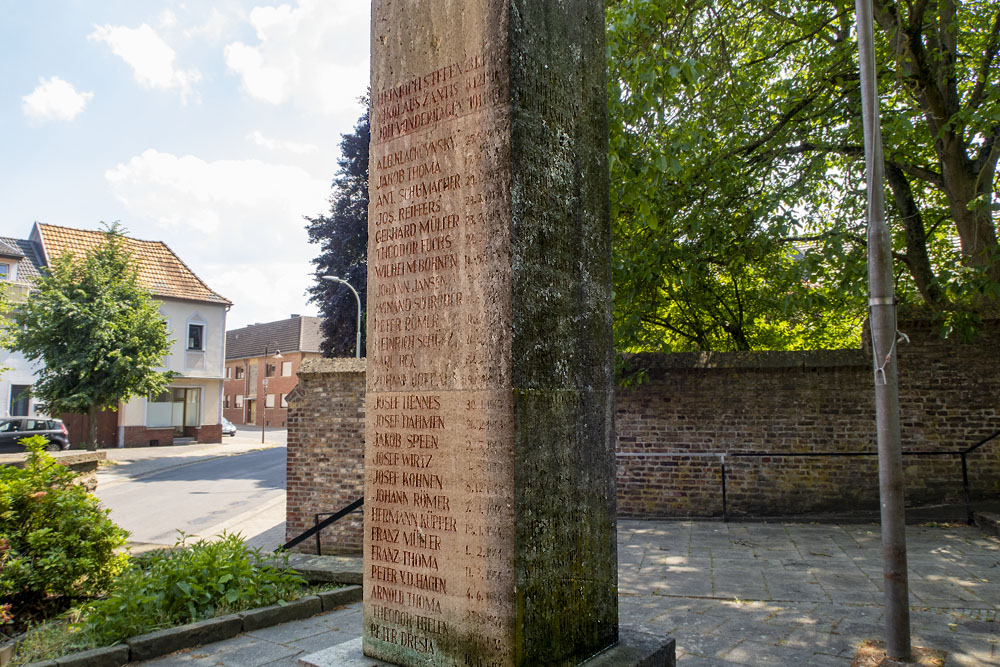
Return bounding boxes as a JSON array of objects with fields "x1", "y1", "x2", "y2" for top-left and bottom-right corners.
[{"x1": 0, "y1": 0, "x2": 370, "y2": 328}]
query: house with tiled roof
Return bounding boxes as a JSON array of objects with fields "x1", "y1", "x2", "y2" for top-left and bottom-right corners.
[
  {"x1": 223, "y1": 315, "x2": 323, "y2": 428},
  {"x1": 1, "y1": 236, "x2": 47, "y2": 419},
  {"x1": 7, "y1": 223, "x2": 232, "y2": 447}
]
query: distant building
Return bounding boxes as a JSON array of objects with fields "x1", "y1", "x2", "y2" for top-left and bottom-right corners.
[
  {"x1": 4, "y1": 223, "x2": 231, "y2": 447},
  {"x1": 0, "y1": 236, "x2": 46, "y2": 418},
  {"x1": 224, "y1": 316, "x2": 323, "y2": 428}
]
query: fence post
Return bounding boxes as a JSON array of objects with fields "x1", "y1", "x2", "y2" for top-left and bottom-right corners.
[{"x1": 721, "y1": 455, "x2": 728, "y2": 523}]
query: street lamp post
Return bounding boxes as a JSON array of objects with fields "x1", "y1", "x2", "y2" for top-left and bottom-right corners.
[
  {"x1": 322, "y1": 275, "x2": 362, "y2": 358},
  {"x1": 261, "y1": 343, "x2": 282, "y2": 444}
]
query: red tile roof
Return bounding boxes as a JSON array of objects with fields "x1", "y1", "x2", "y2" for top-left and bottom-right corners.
[{"x1": 36, "y1": 223, "x2": 230, "y2": 305}]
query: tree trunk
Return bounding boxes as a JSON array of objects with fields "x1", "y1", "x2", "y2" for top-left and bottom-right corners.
[{"x1": 87, "y1": 403, "x2": 99, "y2": 452}]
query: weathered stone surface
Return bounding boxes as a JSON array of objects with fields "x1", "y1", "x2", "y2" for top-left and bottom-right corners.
[
  {"x1": 240, "y1": 597, "x2": 322, "y2": 632},
  {"x1": 366, "y1": 1, "x2": 614, "y2": 665},
  {"x1": 54, "y1": 645, "x2": 129, "y2": 667},
  {"x1": 301, "y1": 629, "x2": 674, "y2": 667},
  {"x1": 126, "y1": 614, "x2": 243, "y2": 662}
]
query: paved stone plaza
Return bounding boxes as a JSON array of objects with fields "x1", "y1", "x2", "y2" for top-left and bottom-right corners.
[{"x1": 140, "y1": 521, "x2": 999, "y2": 666}]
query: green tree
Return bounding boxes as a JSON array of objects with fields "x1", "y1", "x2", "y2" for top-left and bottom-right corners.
[
  {"x1": 607, "y1": 0, "x2": 999, "y2": 351},
  {"x1": 12, "y1": 223, "x2": 173, "y2": 450}
]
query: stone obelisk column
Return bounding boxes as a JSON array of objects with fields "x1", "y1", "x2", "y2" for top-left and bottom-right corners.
[{"x1": 364, "y1": 1, "x2": 616, "y2": 665}]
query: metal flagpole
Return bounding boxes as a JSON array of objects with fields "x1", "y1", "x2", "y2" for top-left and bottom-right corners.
[{"x1": 854, "y1": 0, "x2": 911, "y2": 659}]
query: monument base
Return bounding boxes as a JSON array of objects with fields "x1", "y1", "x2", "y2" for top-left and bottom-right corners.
[{"x1": 298, "y1": 627, "x2": 676, "y2": 667}]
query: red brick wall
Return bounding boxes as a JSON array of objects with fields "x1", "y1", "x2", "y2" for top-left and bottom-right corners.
[
  {"x1": 285, "y1": 358, "x2": 365, "y2": 554},
  {"x1": 284, "y1": 320, "x2": 1000, "y2": 528},
  {"x1": 616, "y1": 319, "x2": 1000, "y2": 518},
  {"x1": 122, "y1": 426, "x2": 175, "y2": 447}
]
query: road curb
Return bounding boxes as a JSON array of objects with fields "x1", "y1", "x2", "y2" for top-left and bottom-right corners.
[{"x1": 18, "y1": 586, "x2": 362, "y2": 667}]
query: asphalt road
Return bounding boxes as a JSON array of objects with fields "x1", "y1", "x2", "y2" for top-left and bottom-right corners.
[{"x1": 95, "y1": 446, "x2": 286, "y2": 548}]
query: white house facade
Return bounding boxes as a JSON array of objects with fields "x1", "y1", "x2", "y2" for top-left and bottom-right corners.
[{"x1": 10, "y1": 223, "x2": 232, "y2": 447}]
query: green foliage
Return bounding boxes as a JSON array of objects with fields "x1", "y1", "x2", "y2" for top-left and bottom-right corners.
[
  {"x1": 81, "y1": 533, "x2": 305, "y2": 646},
  {"x1": 11, "y1": 222, "x2": 173, "y2": 447},
  {"x1": 0, "y1": 436, "x2": 129, "y2": 609},
  {"x1": 607, "y1": 0, "x2": 1000, "y2": 352}
]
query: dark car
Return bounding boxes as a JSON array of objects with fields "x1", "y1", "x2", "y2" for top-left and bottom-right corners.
[
  {"x1": 221, "y1": 417, "x2": 237, "y2": 437},
  {"x1": 0, "y1": 417, "x2": 71, "y2": 452}
]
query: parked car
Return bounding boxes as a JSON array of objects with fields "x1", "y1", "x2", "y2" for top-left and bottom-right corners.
[
  {"x1": 221, "y1": 417, "x2": 237, "y2": 437},
  {"x1": 0, "y1": 417, "x2": 71, "y2": 452}
]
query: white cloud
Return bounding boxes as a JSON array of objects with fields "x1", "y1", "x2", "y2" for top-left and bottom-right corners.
[
  {"x1": 158, "y1": 9, "x2": 179, "y2": 29},
  {"x1": 104, "y1": 149, "x2": 330, "y2": 326},
  {"x1": 105, "y1": 149, "x2": 328, "y2": 237},
  {"x1": 89, "y1": 24, "x2": 201, "y2": 99},
  {"x1": 202, "y1": 261, "x2": 319, "y2": 329},
  {"x1": 225, "y1": 0, "x2": 369, "y2": 114},
  {"x1": 249, "y1": 130, "x2": 319, "y2": 154},
  {"x1": 185, "y1": 8, "x2": 233, "y2": 42},
  {"x1": 21, "y1": 77, "x2": 93, "y2": 122}
]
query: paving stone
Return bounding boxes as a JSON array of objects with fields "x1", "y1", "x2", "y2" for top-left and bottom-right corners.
[
  {"x1": 240, "y1": 596, "x2": 322, "y2": 631},
  {"x1": 123, "y1": 521, "x2": 1000, "y2": 665},
  {"x1": 128, "y1": 614, "x2": 244, "y2": 662},
  {"x1": 154, "y1": 634, "x2": 299, "y2": 667},
  {"x1": 55, "y1": 645, "x2": 129, "y2": 667}
]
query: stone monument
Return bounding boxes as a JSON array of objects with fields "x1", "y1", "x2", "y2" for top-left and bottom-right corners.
[{"x1": 302, "y1": 1, "x2": 674, "y2": 665}]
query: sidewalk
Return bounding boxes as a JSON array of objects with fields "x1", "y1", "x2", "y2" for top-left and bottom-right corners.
[{"x1": 137, "y1": 521, "x2": 999, "y2": 666}]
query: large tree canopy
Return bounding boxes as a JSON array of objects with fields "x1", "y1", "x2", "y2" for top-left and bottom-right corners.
[
  {"x1": 306, "y1": 104, "x2": 370, "y2": 357},
  {"x1": 11, "y1": 223, "x2": 173, "y2": 450},
  {"x1": 608, "y1": 0, "x2": 1000, "y2": 352}
]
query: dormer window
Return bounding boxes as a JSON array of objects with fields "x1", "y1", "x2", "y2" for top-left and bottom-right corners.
[
  {"x1": 187, "y1": 323, "x2": 205, "y2": 350},
  {"x1": 0, "y1": 263, "x2": 9, "y2": 280}
]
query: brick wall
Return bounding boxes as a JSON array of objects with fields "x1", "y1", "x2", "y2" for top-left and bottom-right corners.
[
  {"x1": 285, "y1": 358, "x2": 365, "y2": 554},
  {"x1": 617, "y1": 319, "x2": 1000, "y2": 518},
  {"x1": 284, "y1": 320, "x2": 1000, "y2": 533}
]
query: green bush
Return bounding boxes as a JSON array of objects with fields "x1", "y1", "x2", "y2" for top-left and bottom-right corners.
[
  {"x1": 81, "y1": 533, "x2": 306, "y2": 645},
  {"x1": 0, "y1": 436, "x2": 129, "y2": 609}
]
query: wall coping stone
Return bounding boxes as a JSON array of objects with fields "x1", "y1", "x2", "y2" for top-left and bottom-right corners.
[
  {"x1": 624, "y1": 348, "x2": 867, "y2": 372},
  {"x1": 296, "y1": 357, "x2": 365, "y2": 376},
  {"x1": 0, "y1": 450, "x2": 106, "y2": 468}
]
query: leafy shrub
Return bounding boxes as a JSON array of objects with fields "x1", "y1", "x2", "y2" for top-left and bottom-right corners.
[
  {"x1": 0, "y1": 436, "x2": 129, "y2": 609},
  {"x1": 82, "y1": 533, "x2": 305, "y2": 645}
]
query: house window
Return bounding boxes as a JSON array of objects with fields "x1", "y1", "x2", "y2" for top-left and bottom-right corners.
[
  {"x1": 280, "y1": 393, "x2": 288, "y2": 408},
  {"x1": 0, "y1": 263, "x2": 9, "y2": 280},
  {"x1": 224, "y1": 395, "x2": 230, "y2": 409},
  {"x1": 9, "y1": 385, "x2": 30, "y2": 417},
  {"x1": 226, "y1": 367, "x2": 232, "y2": 379},
  {"x1": 187, "y1": 323, "x2": 204, "y2": 350},
  {"x1": 235, "y1": 394, "x2": 244, "y2": 408},
  {"x1": 235, "y1": 366, "x2": 244, "y2": 379},
  {"x1": 265, "y1": 363, "x2": 276, "y2": 378},
  {"x1": 147, "y1": 391, "x2": 172, "y2": 427},
  {"x1": 265, "y1": 393, "x2": 275, "y2": 408},
  {"x1": 281, "y1": 361, "x2": 292, "y2": 377}
]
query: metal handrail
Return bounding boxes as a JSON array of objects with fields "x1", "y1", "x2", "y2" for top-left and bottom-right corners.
[
  {"x1": 963, "y1": 429, "x2": 1000, "y2": 455},
  {"x1": 278, "y1": 497, "x2": 363, "y2": 554},
  {"x1": 626, "y1": 430, "x2": 1000, "y2": 524}
]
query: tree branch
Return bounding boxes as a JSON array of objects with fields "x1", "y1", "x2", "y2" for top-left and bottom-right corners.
[
  {"x1": 884, "y1": 163, "x2": 946, "y2": 306},
  {"x1": 968, "y1": 9, "x2": 1000, "y2": 111}
]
